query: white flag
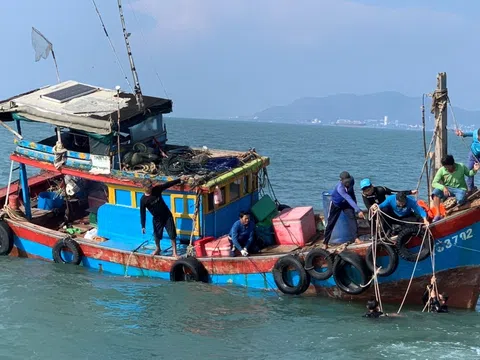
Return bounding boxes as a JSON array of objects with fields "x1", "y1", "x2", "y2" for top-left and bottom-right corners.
[{"x1": 31, "y1": 27, "x2": 53, "y2": 62}]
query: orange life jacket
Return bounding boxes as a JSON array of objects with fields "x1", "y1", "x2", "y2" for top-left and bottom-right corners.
[{"x1": 417, "y1": 199, "x2": 446, "y2": 219}]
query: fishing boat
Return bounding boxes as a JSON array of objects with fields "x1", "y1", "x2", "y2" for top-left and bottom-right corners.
[{"x1": 0, "y1": 4, "x2": 479, "y2": 311}]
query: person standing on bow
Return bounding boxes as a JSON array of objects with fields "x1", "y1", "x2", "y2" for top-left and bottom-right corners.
[
  {"x1": 228, "y1": 211, "x2": 257, "y2": 257},
  {"x1": 140, "y1": 176, "x2": 187, "y2": 257},
  {"x1": 323, "y1": 171, "x2": 365, "y2": 249},
  {"x1": 455, "y1": 128, "x2": 480, "y2": 192}
]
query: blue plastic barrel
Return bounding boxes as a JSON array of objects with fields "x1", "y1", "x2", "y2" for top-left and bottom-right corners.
[
  {"x1": 37, "y1": 192, "x2": 64, "y2": 210},
  {"x1": 322, "y1": 191, "x2": 357, "y2": 244}
]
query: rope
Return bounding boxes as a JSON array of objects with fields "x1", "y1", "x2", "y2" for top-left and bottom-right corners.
[
  {"x1": 373, "y1": 207, "x2": 424, "y2": 226},
  {"x1": 447, "y1": 97, "x2": 480, "y2": 163},
  {"x1": 186, "y1": 190, "x2": 202, "y2": 257},
  {"x1": 246, "y1": 256, "x2": 282, "y2": 298},
  {"x1": 53, "y1": 142, "x2": 67, "y2": 169},
  {"x1": 124, "y1": 239, "x2": 149, "y2": 277},
  {"x1": 91, "y1": 0, "x2": 134, "y2": 93},
  {"x1": 126, "y1": 0, "x2": 169, "y2": 98},
  {"x1": 1, "y1": 205, "x2": 26, "y2": 222},
  {"x1": 415, "y1": 120, "x2": 440, "y2": 193},
  {"x1": 364, "y1": 209, "x2": 385, "y2": 312},
  {"x1": 396, "y1": 230, "x2": 430, "y2": 313}
]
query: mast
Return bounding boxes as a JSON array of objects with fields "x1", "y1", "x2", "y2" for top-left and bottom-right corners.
[
  {"x1": 432, "y1": 72, "x2": 448, "y2": 174},
  {"x1": 117, "y1": 0, "x2": 144, "y2": 111}
]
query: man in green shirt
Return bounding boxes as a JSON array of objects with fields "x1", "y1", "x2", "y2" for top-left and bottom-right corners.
[{"x1": 431, "y1": 154, "x2": 480, "y2": 221}]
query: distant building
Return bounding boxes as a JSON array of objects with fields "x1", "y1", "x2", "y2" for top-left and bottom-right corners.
[{"x1": 384, "y1": 115, "x2": 388, "y2": 126}]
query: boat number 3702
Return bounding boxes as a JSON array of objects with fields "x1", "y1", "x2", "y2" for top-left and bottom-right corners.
[{"x1": 435, "y1": 228, "x2": 474, "y2": 253}]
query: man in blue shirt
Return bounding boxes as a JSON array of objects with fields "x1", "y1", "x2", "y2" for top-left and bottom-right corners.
[
  {"x1": 229, "y1": 211, "x2": 256, "y2": 257},
  {"x1": 323, "y1": 171, "x2": 365, "y2": 249},
  {"x1": 373, "y1": 192, "x2": 429, "y2": 227},
  {"x1": 456, "y1": 128, "x2": 480, "y2": 191}
]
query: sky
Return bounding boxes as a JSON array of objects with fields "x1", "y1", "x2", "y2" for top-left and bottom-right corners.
[{"x1": 2, "y1": 0, "x2": 480, "y2": 119}]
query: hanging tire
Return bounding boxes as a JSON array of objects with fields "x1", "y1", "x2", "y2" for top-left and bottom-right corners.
[
  {"x1": 304, "y1": 248, "x2": 334, "y2": 280},
  {"x1": 365, "y1": 243, "x2": 398, "y2": 277},
  {"x1": 170, "y1": 257, "x2": 209, "y2": 283},
  {"x1": 396, "y1": 227, "x2": 430, "y2": 262},
  {"x1": 52, "y1": 237, "x2": 82, "y2": 265},
  {"x1": 333, "y1": 251, "x2": 371, "y2": 295},
  {"x1": 272, "y1": 255, "x2": 311, "y2": 295},
  {"x1": 0, "y1": 220, "x2": 13, "y2": 256}
]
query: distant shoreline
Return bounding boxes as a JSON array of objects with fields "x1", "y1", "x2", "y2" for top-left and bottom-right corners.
[{"x1": 165, "y1": 116, "x2": 443, "y2": 131}]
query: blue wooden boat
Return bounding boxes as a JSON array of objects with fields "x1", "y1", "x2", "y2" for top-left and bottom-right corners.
[{"x1": 0, "y1": 5, "x2": 478, "y2": 310}]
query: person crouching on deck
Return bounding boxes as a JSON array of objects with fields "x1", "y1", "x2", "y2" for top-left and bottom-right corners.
[
  {"x1": 431, "y1": 154, "x2": 479, "y2": 222},
  {"x1": 229, "y1": 211, "x2": 257, "y2": 257},
  {"x1": 323, "y1": 171, "x2": 365, "y2": 249},
  {"x1": 372, "y1": 192, "x2": 429, "y2": 228},
  {"x1": 140, "y1": 176, "x2": 187, "y2": 257}
]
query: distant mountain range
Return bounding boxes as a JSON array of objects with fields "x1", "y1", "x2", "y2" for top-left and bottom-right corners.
[{"x1": 247, "y1": 92, "x2": 480, "y2": 126}]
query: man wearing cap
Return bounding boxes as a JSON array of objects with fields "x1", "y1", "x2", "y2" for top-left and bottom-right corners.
[
  {"x1": 323, "y1": 171, "x2": 365, "y2": 249},
  {"x1": 360, "y1": 178, "x2": 417, "y2": 212}
]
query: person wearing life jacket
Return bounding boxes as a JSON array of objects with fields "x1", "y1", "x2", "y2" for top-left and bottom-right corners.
[
  {"x1": 431, "y1": 154, "x2": 480, "y2": 221},
  {"x1": 455, "y1": 128, "x2": 480, "y2": 192}
]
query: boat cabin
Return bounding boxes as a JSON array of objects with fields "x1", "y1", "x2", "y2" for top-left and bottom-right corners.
[{"x1": 0, "y1": 81, "x2": 269, "y2": 253}]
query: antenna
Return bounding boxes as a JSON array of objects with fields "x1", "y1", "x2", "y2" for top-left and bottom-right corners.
[
  {"x1": 31, "y1": 27, "x2": 60, "y2": 83},
  {"x1": 117, "y1": 0, "x2": 144, "y2": 112}
]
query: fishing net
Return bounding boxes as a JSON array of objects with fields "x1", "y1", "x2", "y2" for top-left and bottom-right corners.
[{"x1": 31, "y1": 27, "x2": 53, "y2": 61}]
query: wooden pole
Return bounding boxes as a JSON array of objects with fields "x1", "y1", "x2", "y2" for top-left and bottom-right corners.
[
  {"x1": 433, "y1": 72, "x2": 448, "y2": 174},
  {"x1": 0, "y1": 120, "x2": 23, "y2": 140}
]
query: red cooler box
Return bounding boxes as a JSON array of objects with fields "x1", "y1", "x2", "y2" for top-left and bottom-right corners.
[
  {"x1": 204, "y1": 236, "x2": 232, "y2": 257},
  {"x1": 272, "y1": 207, "x2": 316, "y2": 246}
]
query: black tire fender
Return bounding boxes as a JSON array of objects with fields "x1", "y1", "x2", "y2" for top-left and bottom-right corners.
[
  {"x1": 304, "y1": 248, "x2": 334, "y2": 280},
  {"x1": 365, "y1": 243, "x2": 399, "y2": 277},
  {"x1": 273, "y1": 255, "x2": 311, "y2": 295},
  {"x1": 52, "y1": 237, "x2": 83, "y2": 265},
  {"x1": 0, "y1": 220, "x2": 14, "y2": 256},
  {"x1": 170, "y1": 257, "x2": 209, "y2": 283},
  {"x1": 333, "y1": 250, "x2": 371, "y2": 295},
  {"x1": 396, "y1": 227, "x2": 430, "y2": 262}
]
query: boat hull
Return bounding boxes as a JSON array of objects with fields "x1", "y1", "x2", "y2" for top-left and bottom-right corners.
[{"x1": 5, "y1": 207, "x2": 480, "y2": 309}]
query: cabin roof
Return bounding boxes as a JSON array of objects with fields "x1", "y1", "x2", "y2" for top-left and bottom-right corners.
[{"x1": 0, "y1": 80, "x2": 172, "y2": 135}]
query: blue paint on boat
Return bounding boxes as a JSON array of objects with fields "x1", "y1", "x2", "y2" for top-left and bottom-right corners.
[
  {"x1": 12, "y1": 218, "x2": 480, "y2": 293},
  {"x1": 13, "y1": 235, "x2": 276, "y2": 290}
]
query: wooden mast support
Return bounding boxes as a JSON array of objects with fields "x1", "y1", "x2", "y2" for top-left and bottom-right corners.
[{"x1": 433, "y1": 72, "x2": 448, "y2": 174}]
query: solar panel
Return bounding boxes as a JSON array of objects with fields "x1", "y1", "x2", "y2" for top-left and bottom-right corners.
[{"x1": 41, "y1": 84, "x2": 97, "y2": 103}]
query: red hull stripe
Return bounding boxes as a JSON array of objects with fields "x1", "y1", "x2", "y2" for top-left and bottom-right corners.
[{"x1": 8, "y1": 221, "x2": 278, "y2": 274}]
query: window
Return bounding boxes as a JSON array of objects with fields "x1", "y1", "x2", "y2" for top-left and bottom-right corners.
[
  {"x1": 243, "y1": 175, "x2": 250, "y2": 195},
  {"x1": 252, "y1": 173, "x2": 259, "y2": 191},
  {"x1": 219, "y1": 187, "x2": 226, "y2": 206},
  {"x1": 207, "y1": 193, "x2": 214, "y2": 212},
  {"x1": 230, "y1": 180, "x2": 241, "y2": 201},
  {"x1": 207, "y1": 186, "x2": 226, "y2": 211}
]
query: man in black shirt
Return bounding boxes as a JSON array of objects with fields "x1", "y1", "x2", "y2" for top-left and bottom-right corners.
[
  {"x1": 140, "y1": 176, "x2": 187, "y2": 257},
  {"x1": 360, "y1": 178, "x2": 418, "y2": 211}
]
